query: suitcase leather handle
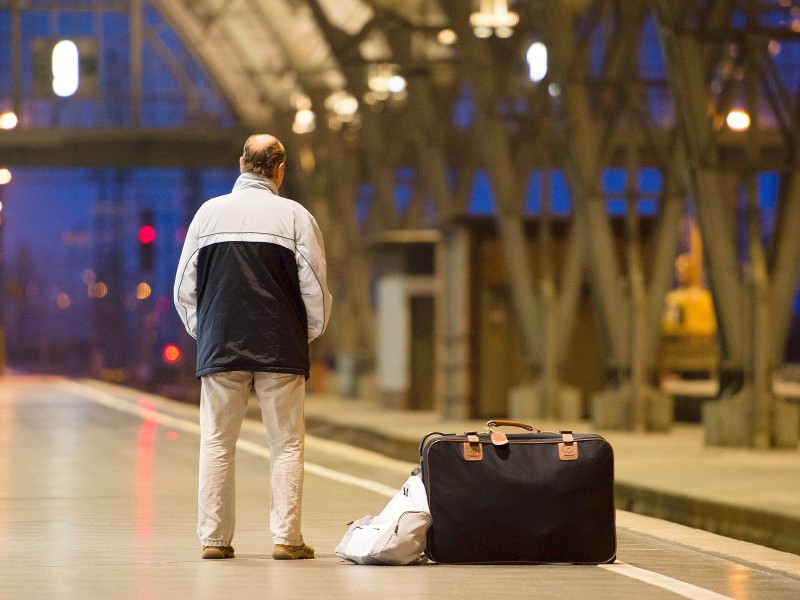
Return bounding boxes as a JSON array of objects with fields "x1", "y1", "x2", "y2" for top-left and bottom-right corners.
[{"x1": 485, "y1": 419, "x2": 537, "y2": 432}]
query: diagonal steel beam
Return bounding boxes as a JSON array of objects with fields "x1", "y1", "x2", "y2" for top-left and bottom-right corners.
[
  {"x1": 650, "y1": 0, "x2": 745, "y2": 366},
  {"x1": 643, "y1": 150, "x2": 685, "y2": 368},
  {"x1": 529, "y1": 0, "x2": 625, "y2": 369},
  {"x1": 768, "y1": 94, "x2": 800, "y2": 363},
  {"x1": 442, "y1": 0, "x2": 542, "y2": 372}
]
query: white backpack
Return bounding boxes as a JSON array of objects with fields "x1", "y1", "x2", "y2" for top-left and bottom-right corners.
[{"x1": 335, "y1": 475, "x2": 432, "y2": 566}]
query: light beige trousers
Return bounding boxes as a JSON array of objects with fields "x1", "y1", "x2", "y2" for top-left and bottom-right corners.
[{"x1": 198, "y1": 370, "x2": 305, "y2": 547}]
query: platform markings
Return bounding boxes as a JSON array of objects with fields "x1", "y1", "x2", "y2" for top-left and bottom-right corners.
[
  {"x1": 599, "y1": 563, "x2": 733, "y2": 600},
  {"x1": 63, "y1": 380, "x2": 735, "y2": 600},
  {"x1": 59, "y1": 380, "x2": 399, "y2": 498}
]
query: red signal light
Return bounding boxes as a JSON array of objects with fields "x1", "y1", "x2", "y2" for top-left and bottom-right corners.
[
  {"x1": 162, "y1": 344, "x2": 181, "y2": 364},
  {"x1": 139, "y1": 225, "x2": 156, "y2": 244}
]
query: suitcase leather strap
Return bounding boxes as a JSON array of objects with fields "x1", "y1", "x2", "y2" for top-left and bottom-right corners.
[
  {"x1": 559, "y1": 430, "x2": 579, "y2": 461},
  {"x1": 463, "y1": 434, "x2": 483, "y2": 461}
]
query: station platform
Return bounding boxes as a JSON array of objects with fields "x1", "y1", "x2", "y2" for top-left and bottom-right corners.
[
  {"x1": 297, "y1": 393, "x2": 800, "y2": 557},
  {"x1": 4, "y1": 375, "x2": 800, "y2": 599}
]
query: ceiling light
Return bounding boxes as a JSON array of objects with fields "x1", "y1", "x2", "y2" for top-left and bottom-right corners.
[
  {"x1": 325, "y1": 91, "x2": 359, "y2": 122},
  {"x1": 52, "y1": 40, "x2": 80, "y2": 97},
  {"x1": 437, "y1": 29, "x2": 458, "y2": 46},
  {"x1": 526, "y1": 42, "x2": 548, "y2": 82},
  {"x1": 293, "y1": 108, "x2": 316, "y2": 134},
  {"x1": 726, "y1": 109, "x2": 750, "y2": 131},
  {"x1": 387, "y1": 75, "x2": 407, "y2": 94},
  {"x1": 367, "y1": 64, "x2": 407, "y2": 100},
  {"x1": 0, "y1": 111, "x2": 18, "y2": 130},
  {"x1": 470, "y1": 0, "x2": 519, "y2": 38}
]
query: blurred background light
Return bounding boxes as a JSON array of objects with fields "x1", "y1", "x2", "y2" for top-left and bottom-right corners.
[
  {"x1": 88, "y1": 282, "x2": 108, "y2": 299},
  {"x1": 52, "y1": 40, "x2": 80, "y2": 97},
  {"x1": 527, "y1": 42, "x2": 548, "y2": 82},
  {"x1": 470, "y1": 0, "x2": 519, "y2": 38},
  {"x1": 292, "y1": 108, "x2": 316, "y2": 134},
  {"x1": 162, "y1": 343, "x2": 181, "y2": 364},
  {"x1": 387, "y1": 74, "x2": 407, "y2": 94},
  {"x1": 437, "y1": 29, "x2": 458, "y2": 45},
  {"x1": 325, "y1": 90, "x2": 359, "y2": 122},
  {"x1": 136, "y1": 282, "x2": 152, "y2": 300},
  {"x1": 727, "y1": 109, "x2": 751, "y2": 131},
  {"x1": 56, "y1": 293, "x2": 71, "y2": 310},
  {"x1": 138, "y1": 224, "x2": 156, "y2": 244},
  {"x1": 0, "y1": 111, "x2": 18, "y2": 130}
]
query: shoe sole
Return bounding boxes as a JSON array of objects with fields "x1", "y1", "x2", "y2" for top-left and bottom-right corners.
[
  {"x1": 272, "y1": 548, "x2": 314, "y2": 560},
  {"x1": 202, "y1": 548, "x2": 234, "y2": 559}
]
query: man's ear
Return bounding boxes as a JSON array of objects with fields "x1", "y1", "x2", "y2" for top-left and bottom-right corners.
[
  {"x1": 274, "y1": 162, "x2": 285, "y2": 186},
  {"x1": 239, "y1": 155, "x2": 245, "y2": 173}
]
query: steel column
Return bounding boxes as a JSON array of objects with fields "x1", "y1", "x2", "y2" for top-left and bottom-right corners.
[
  {"x1": 130, "y1": 0, "x2": 142, "y2": 126},
  {"x1": 768, "y1": 121, "x2": 800, "y2": 364},
  {"x1": 443, "y1": 0, "x2": 541, "y2": 376},
  {"x1": 10, "y1": 0, "x2": 22, "y2": 117},
  {"x1": 643, "y1": 162, "x2": 685, "y2": 369},
  {"x1": 530, "y1": 0, "x2": 625, "y2": 371},
  {"x1": 650, "y1": 0, "x2": 745, "y2": 369}
]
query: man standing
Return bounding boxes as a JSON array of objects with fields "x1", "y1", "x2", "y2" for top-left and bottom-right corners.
[{"x1": 174, "y1": 134, "x2": 331, "y2": 560}]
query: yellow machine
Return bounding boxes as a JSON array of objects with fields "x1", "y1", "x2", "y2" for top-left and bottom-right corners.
[
  {"x1": 658, "y1": 224, "x2": 719, "y2": 377},
  {"x1": 661, "y1": 284, "x2": 717, "y2": 337}
]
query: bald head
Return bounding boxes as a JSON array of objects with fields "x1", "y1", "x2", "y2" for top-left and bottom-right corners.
[{"x1": 240, "y1": 134, "x2": 286, "y2": 187}]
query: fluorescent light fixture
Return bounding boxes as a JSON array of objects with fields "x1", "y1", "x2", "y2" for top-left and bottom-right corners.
[
  {"x1": 52, "y1": 40, "x2": 80, "y2": 97},
  {"x1": 527, "y1": 42, "x2": 548, "y2": 82}
]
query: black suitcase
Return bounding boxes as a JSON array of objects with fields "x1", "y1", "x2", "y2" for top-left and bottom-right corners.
[{"x1": 419, "y1": 420, "x2": 616, "y2": 564}]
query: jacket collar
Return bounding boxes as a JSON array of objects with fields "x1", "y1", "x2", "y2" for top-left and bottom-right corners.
[{"x1": 232, "y1": 172, "x2": 279, "y2": 196}]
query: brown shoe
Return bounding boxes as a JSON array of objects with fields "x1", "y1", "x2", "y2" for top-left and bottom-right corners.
[
  {"x1": 272, "y1": 543, "x2": 314, "y2": 560},
  {"x1": 202, "y1": 545, "x2": 235, "y2": 559}
]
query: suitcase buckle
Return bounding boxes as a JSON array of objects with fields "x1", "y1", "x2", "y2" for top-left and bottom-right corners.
[
  {"x1": 559, "y1": 431, "x2": 579, "y2": 461},
  {"x1": 463, "y1": 433, "x2": 483, "y2": 461}
]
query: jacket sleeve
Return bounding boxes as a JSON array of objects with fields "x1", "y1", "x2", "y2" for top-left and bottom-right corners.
[
  {"x1": 296, "y1": 213, "x2": 332, "y2": 342},
  {"x1": 174, "y1": 214, "x2": 201, "y2": 339}
]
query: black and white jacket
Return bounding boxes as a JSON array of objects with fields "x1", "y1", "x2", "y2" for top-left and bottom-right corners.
[{"x1": 174, "y1": 173, "x2": 332, "y2": 378}]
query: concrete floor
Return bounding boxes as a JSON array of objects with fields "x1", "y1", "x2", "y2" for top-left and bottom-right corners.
[{"x1": 2, "y1": 376, "x2": 800, "y2": 599}]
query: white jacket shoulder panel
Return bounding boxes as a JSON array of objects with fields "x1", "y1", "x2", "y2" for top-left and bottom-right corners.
[
  {"x1": 295, "y1": 210, "x2": 332, "y2": 342},
  {"x1": 174, "y1": 211, "x2": 201, "y2": 338}
]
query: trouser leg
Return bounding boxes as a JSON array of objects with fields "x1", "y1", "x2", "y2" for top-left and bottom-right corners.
[
  {"x1": 253, "y1": 372, "x2": 306, "y2": 546},
  {"x1": 197, "y1": 371, "x2": 251, "y2": 547}
]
